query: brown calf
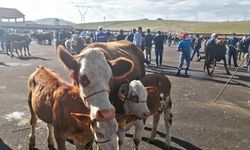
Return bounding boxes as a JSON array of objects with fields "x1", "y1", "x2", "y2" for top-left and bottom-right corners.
[
  {"x1": 118, "y1": 73, "x2": 172, "y2": 150},
  {"x1": 28, "y1": 66, "x2": 93, "y2": 150}
]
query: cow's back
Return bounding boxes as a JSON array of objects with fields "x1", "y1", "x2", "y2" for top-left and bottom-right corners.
[
  {"x1": 206, "y1": 44, "x2": 227, "y2": 61},
  {"x1": 140, "y1": 74, "x2": 171, "y2": 113},
  {"x1": 82, "y1": 40, "x2": 146, "y2": 113},
  {"x1": 28, "y1": 67, "x2": 68, "y2": 123}
]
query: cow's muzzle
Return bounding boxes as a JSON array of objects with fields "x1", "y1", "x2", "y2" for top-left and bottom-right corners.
[{"x1": 96, "y1": 108, "x2": 116, "y2": 122}]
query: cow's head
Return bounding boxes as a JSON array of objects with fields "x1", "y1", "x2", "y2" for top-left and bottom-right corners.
[
  {"x1": 57, "y1": 45, "x2": 133, "y2": 120},
  {"x1": 118, "y1": 81, "x2": 153, "y2": 119},
  {"x1": 71, "y1": 113, "x2": 118, "y2": 149}
]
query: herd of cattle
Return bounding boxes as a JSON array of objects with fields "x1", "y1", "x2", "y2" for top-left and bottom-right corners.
[
  {"x1": 0, "y1": 29, "x2": 53, "y2": 58},
  {"x1": 27, "y1": 40, "x2": 173, "y2": 150}
]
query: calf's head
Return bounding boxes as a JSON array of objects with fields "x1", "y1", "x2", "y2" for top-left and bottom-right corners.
[{"x1": 118, "y1": 81, "x2": 155, "y2": 119}]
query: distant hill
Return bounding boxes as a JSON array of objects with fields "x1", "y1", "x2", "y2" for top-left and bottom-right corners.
[
  {"x1": 35, "y1": 18, "x2": 75, "y2": 26},
  {"x1": 74, "y1": 19, "x2": 250, "y2": 34}
]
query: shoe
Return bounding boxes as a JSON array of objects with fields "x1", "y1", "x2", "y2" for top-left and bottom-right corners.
[
  {"x1": 234, "y1": 65, "x2": 238, "y2": 67},
  {"x1": 185, "y1": 73, "x2": 190, "y2": 77},
  {"x1": 176, "y1": 72, "x2": 180, "y2": 76}
]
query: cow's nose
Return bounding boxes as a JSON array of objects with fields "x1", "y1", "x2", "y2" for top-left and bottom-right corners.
[
  {"x1": 96, "y1": 108, "x2": 115, "y2": 121},
  {"x1": 143, "y1": 112, "x2": 151, "y2": 118}
]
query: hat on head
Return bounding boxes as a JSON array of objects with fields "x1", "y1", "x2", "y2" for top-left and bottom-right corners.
[{"x1": 182, "y1": 32, "x2": 188, "y2": 38}]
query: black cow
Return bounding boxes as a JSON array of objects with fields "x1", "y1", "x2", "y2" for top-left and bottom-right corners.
[
  {"x1": 33, "y1": 32, "x2": 53, "y2": 45},
  {"x1": 204, "y1": 39, "x2": 230, "y2": 75}
]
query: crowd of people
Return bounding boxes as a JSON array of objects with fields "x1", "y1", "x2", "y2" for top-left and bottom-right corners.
[{"x1": 54, "y1": 26, "x2": 250, "y2": 78}]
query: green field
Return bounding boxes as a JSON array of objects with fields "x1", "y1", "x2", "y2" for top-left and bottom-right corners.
[{"x1": 74, "y1": 19, "x2": 250, "y2": 34}]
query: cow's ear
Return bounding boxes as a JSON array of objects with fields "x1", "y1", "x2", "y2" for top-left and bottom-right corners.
[
  {"x1": 118, "y1": 83, "x2": 129, "y2": 101},
  {"x1": 71, "y1": 113, "x2": 91, "y2": 126},
  {"x1": 146, "y1": 86, "x2": 159, "y2": 97},
  {"x1": 108, "y1": 57, "x2": 134, "y2": 79},
  {"x1": 57, "y1": 45, "x2": 78, "y2": 71}
]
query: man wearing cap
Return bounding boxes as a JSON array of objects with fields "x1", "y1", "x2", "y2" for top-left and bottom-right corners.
[
  {"x1": 227, "y1": 33, "x2": 238, "y2": 67},
  {"x1": 176, "y1": 32, "x2": 192, "y2": 77}
]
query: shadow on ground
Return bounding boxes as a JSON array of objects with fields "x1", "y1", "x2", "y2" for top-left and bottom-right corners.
[
  {"x1": 125, "y1": 126, "x2": 202, "y2": 150},
  {"x1": 0, "y1": 138, "x2": 13, "y2": 150},
  {"x1": 19, "y1": 56, "x2": 50, "y2": 61},
  {"x1": 0, "y1": 62, "x2": 10, "y2": 67},
  {"x1": 146, "y1": 64, "x2": 250, "y2": 88}
]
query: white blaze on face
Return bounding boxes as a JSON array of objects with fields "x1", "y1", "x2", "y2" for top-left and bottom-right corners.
[
  {"x1": 91, "y1": 119, "x2": 118, "y2": 150},
  {"x1": 124, "y1": 80, "x2": 150, "y2": 118},
  {"x1": 78, "y1": 48, "x2": 113, "y2": 119}
]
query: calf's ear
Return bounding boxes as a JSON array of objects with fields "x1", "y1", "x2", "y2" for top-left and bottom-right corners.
[
  {"x1": 71, "y1": 113, "x2": 91, "y2": 126},
  {"x1": 118, "y1": 83, "x2": 129, "y2": 101},
  {"x1": 57, "y1": 45, "x2": 78, "y2": 71},
  {"x1": 146, "y1": 86, "x2": 159, "y2": 97},
  {"x1": 109, "y1": 57, "x2": 134, "y2": 79}
]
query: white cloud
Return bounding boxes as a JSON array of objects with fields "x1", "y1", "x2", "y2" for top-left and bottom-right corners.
[{"x1": 0, "y1": 0, "x2": 250, "y2": 23}]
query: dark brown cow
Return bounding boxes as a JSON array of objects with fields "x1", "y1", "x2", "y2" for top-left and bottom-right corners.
[
  {"x1": 28, "y1": 66, "x2": 93, "y2": 150},
  {"x1": 118, "y1": 73, "x2": 172, "y2": 150},
  {"x1": 204, "y1": 39, "x2": 230, "y2": 75}
]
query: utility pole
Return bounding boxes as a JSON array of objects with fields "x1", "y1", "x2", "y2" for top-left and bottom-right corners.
[
  {"x1": 244, "y1": 11, "x2": 247, "y2": 21},
  {"x1": 227, "y1": 12, "x2": 229, "y2": 22},
  {"x1": 75, "y1": 5, "x2": 92, "y2": 29},
  {"x1": 195, "y1": 13, "x2": 198, "y2": 24}
]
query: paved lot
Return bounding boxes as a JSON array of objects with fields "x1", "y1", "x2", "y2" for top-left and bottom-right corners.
[{"x1": 0, "y1": 42, "x2": 249, "y2": 150}]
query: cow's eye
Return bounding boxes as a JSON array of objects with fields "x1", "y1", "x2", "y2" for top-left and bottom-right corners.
[
  {"x1": 80, "y1": 75, "x2": 90, "y2": 87},
  {"x1": 131, "y1": 95, "x2": 139, "y2": 102}
]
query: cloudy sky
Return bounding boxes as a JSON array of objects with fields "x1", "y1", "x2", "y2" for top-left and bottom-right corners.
[{"x1": 1, "y1": 0, "x2": 250, "y2": 23}]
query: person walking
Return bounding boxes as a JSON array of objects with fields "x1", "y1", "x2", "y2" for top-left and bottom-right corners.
[
  {"x1": 191, "y1": 34, "x2": 202, "y2": 61},
  {"x1": 176, "y1": 32, "x2": 192, "y2": 77},
  {"x1": 116, "y1": 29, "x2": 126, "y2": 41},
  {"x1": 133, "y1": 27, "x2": 143, "y2": 49},
  {"x1": 153, "y1": 31, "x2": 165, "y2": 66},
  {"x1": 227, "y1": 33, "x2": 238, "y2": 67},
  {"x1": 126, "y1": 28, "x2": 136, "y2": 42},
  {"x1": 96, "y1": 27, "x2": 107, "y2": 42},
  {"x1": 145, "y1": 29, "x2": 154, "y2": 64}
]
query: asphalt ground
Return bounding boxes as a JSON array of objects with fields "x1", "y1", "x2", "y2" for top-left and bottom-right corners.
[{"x1": 0, "y1": 42, "x2": 249, "y2": 150}]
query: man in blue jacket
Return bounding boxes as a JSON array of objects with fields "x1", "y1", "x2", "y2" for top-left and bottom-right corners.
[
  {"x1": 96, "y1": 27, "x2": 107, "y2": 42},
  {"x1": 145, "y1": 29, "x2": 154, "y2": 63},
  {"x1": 176, "y1": 32, "x2": 192, "y2": 77},
  {"x1": 227, "y1": 33, "x2": 238, "y2": 67},
  {"x1": 191, "y1": 34, "x2": 202, "y2": 61},
  {"x1": 153, "y1": 31, "x2": 165, "y2": 66}
]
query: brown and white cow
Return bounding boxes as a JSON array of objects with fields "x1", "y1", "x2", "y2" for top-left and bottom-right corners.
[
  {"x1": 57, "y1": 40, "x2": 146, "y2": 149},
  {"x1": 116, "y1": 80, "x2": 156, "y2": 150},
  {"x1": 27, "y1": 66, "x2": 116, "y2": 150},
  {"x1": 118, "y1": 73, "x2": 173, "y2": 150}
]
